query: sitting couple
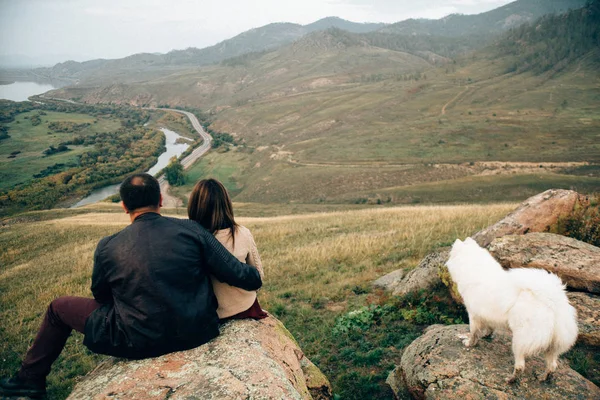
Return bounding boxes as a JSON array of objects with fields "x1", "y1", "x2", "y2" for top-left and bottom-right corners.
[{"x1": 0, "y1": 173, "x2": 266, "y2": 399}]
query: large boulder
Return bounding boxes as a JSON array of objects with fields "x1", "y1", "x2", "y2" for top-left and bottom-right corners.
[
  {"x1": 372, "y1": 269, "x2": 406, "y2": 291},
  {"x1": 568, "y1": 292, "x2": 600, "y2": 347},
  {"x1": 488, "y1": 232, "x2": 600, "y2": 294},
  {"x1": 472, "y1": 189, "x2": 579, "y2": 247},
  {"x1": 67, "y1": 316, "x2": 332, "y2": 400},
  {"x1": 382, "y1": 249, "x2": 450, "y2": 297},
  {"x1": 392, "y1": 324, "x2": 600, "y2": 400}
]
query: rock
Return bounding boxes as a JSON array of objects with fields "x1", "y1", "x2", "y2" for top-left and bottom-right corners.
[
  {"x1": 488, "y1": 232, "x2": 600, "y2": 294},
  {"x1": 372, "y1": 269, "x2": 406, "y2": 291},
  {"x1": 391, "y1": 249, "x2": 450, "y2": 297},
  {"x1": 67, "y1": 316, "x2": 332, "y2": 400},
  {"x1": 472, "y1": 189, "x2": 579, "y2": 247},
  {"x1": 394, "y1": 324, "x2": 600, "y2": 400},
  {"x1": 568, "y1": 292, "x2": 600, "y2": 347}
]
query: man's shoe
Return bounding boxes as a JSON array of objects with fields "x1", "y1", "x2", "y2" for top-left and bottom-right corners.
[{"x1": 0, "y1": 374, "x2": 46, "y2": 399}]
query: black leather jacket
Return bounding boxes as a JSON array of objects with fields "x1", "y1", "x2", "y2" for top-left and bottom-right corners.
[{"x1": 83, "y1": 212, "x2": 262, "y2": 358}]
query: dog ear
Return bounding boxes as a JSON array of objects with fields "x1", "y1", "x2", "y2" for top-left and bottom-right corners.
[
  {"x1": 453, "y1": 238, "x2": 463, "y2": 247},
  {"x1": 465, "y1": 237, "x2": 477, "y2": 246}
]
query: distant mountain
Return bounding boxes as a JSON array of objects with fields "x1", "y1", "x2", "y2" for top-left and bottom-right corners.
[
  {"x1": 304, "y1": 17, "x2": 387, "y2": 33},
  {"x1": 32, "y1": 17, "x2": 387, "y2": 83},
  {"x1": 0, "y1": 53, "x2": 91, "y2": 68},
  {"x1": 31, "y1": 0, "x2": 589, "y2": 84},
  {"x1": 380, "y1": 0, "x2": 588, "y2": 37},
  {"x1": 495, "y1": 0, "x2": 600, "y2": 74}
]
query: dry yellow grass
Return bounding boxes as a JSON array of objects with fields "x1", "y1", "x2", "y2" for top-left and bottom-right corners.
[{"x1": 0, "y1": 202, "x2": 515, "y2": 399}]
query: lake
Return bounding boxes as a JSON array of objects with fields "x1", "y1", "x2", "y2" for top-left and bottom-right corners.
[
  {"x1": 71, "y1": 128, "x2": 190, "y2": 208},
  {"x1": 0, "y1": 81, "x2": 56, "y2": 101}
]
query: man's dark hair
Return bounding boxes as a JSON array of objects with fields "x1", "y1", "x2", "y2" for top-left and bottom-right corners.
[{"x1": 119, "y1": 173, "x2": 161, "y2": 211}]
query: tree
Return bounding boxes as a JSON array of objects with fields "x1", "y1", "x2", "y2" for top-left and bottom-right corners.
[{"x1": 164, "y1": 157, "x2": 185, "y2": 186}]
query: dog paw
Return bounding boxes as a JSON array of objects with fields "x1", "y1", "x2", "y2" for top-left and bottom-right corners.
[
  {"x1": 538, "y1": 372, "x2": 553, "y2": 382},
  {"x1": 457, "y1": 333, "x2": 470, "y2": 346}
]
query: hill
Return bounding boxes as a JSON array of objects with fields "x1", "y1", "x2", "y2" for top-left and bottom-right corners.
[
  {"x1": 381, "y1": 0, "x2": 587, "y2": 37},
  {"x1": 28, "y1": 17, "x2": 387, "y2": 84},
  {"x1": 25, "y1": 0, "x2": 586, "y2": 85},
  {"x1": 2, "y1": 202, "x2": 598, "y2": 399},
  {"x1": 41, "y1": 2, "x2": 600, "y2": 206},
  {"x1": 0, "y1": 202, "x2": 515, "y2": 399}
]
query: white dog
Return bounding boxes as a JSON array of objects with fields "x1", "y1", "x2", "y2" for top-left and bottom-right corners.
[{"x1": 446, "y1": 237, "x2": 578, "y2": 383}]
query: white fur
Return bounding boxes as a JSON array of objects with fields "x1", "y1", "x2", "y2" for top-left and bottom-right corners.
[{"x1": 446, "y1": 237, "x2": 578, "y2": 383}]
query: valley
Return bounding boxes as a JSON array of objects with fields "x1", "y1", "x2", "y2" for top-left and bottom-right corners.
[
  {"x1": 1, "y1": 1, "x2": 600, "y2": 398},
  {"x1": 21, "y1": 2, "x2": 596, "y2": 209}
]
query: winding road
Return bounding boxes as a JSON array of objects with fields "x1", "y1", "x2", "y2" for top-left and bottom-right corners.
[
  {"x1": 144, "y1": 108, "x2": 213, "y2": 207},
  {"x1": 45, "y1": 96, "x2": 214, "y2": 208}
]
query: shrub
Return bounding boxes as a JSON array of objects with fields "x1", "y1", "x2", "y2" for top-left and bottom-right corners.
[{"x1": 555, "y1": 194, "x2": 600, "y2": 246}]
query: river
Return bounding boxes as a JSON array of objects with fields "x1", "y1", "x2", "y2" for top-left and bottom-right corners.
[
  {"x1": 0, "y1": 81, "x2": 56, "y2": 101},
  {"x1": 71, "y1": 128, "x2": 190, "y2": 208}
]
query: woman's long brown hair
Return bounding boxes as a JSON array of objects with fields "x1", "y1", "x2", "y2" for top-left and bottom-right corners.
[{"x1": 188, "y1": 179, "x2": 238, "y2": 245}]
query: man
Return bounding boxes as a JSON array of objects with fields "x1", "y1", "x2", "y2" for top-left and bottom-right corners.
[{"x1": 0, "y1": 173, "x2": 262, "y2": 398}]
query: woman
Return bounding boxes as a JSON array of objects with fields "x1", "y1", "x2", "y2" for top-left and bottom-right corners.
[{"x1": 188, "y1": 178, "x2": 267, "y2": 321}]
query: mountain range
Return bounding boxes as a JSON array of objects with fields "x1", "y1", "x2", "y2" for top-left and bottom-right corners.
[
  {"x1": 4, "y1": 0, "x2": 599, "y2": 207},
  {"x1": 19, "y1": 0, "x2": 587, "y2": 84}
]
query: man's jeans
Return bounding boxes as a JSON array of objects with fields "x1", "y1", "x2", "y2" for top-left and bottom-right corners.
[{"x1": 18, "y1": 296, "x2": 100, "y2": 382}]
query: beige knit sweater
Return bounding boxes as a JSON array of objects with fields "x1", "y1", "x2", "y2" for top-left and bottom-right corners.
[{"x1": 212, "y1": 225, "x2": 264, "y2": 318}]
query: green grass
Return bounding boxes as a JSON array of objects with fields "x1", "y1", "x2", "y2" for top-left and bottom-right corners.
[
  {"x1": 1, "y1": 203, "x2": 598, "y2": 399},
  {"x1": 0, "y1": 111, "x2": 121, "y2": 190},
  {"x1": 169, "y1": 149, "x2": 252, "y2": 202},
  {"x1": 147, "y1": 109, "x2": 197, "y2": 139},
  {"x1": 0, "y1": 203, "x2": 514, "y2": 399},
  {"x1": 47, "y1": 47, "x2": 600, "y2": 208},
  {"x1": 348, "y1": 174, "x2": 600, "y2": 205}
]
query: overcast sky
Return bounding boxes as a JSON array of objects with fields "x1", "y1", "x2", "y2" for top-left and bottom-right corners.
[{"x1": 0, "y1": 0, "x2": 514, "y2": 63}]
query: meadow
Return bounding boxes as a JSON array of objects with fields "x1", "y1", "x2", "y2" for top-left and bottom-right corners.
[
  {"x1": 0, "y1": 110, "x2": 120, "y2": 190},
  {"x1": 3, "y1": 202, "x2": 597, "y2": 399},
  {"x1": 150, "y1": 49, "x2": 600, "y2": 206},
  {"x1": 0, "y1": 202, "x2": 518, "y2": 399}
]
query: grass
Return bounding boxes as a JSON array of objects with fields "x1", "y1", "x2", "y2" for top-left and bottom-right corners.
[
  {"x1": 169, "y1": 149, "x2": 252, "y2": 201},
  {"x1": 20, "y1": 48, "x2": 600, "y2": 209},
  {"x1": 2, "y1": 202, "x2": 598, "y2": 398},
  {"x1": 1, "y1": 203, "x2": 515, "y2": 399},
  {"x1": 157, "y1": 53, "x2": 599, "y2": 205},
  {"x1": 149, "y1": 109, "x2": 197, "y2": 139},
  {"x1": 0, "y1": 111, "x2": 121, "y2": 190},
  {"x1": 349, "y1": 174, "x2": 600, "y2": 205}
]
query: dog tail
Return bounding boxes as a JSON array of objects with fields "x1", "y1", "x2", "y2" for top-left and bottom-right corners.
[
  {"x1": 508, "y1": 268, "x2": 578, "y2": 356},
  {"x1": 508, "y1": 289, "x2": 556, "y2": 357},
  {"x1": 545, "y1": 275, "x2": 578, "y2": 355}
]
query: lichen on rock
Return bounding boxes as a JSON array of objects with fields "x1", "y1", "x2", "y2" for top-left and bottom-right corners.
[
  {"x1": 394, "y1": 324, "x2": 600, "y2": 400},
  {"x1": 67, "y1": 315, "x2": 332, "y2": 400}
]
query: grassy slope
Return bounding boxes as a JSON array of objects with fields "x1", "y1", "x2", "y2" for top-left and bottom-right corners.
[
  {"x1": 43, "y1": 25, "x2": 600, "y2": 206},
  {"x1": 2, "y1": 203, "x2": 598, "y2": 399},
  {"x1": 0, "y1": 203, "x2": 509, "y2": 399},
  {"x1": 0, "y1": 111, "x2": 121, "y2": 190},
  {"x1": 53, "y1": 48, "x2": 600, "y2": 205}
]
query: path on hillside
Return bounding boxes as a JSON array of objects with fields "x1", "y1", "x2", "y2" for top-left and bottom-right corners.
[
  {"x1": 441, "y1": 86, "x2": 469, "y2": 115},
  {"x1": 144, "y1": 108, "x2": 213, "y2": 207}
]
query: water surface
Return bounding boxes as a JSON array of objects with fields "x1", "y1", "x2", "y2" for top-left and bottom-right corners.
[
  {"x1": 0, "y1": 81, "x2": 56, "y2": 101},
  {"x1": 72, "y1": 128, "x2": 190, "y2": 208}
]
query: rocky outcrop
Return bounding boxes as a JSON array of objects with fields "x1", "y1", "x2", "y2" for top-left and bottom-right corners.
[
  {"x1": 375, "y1": 190, "x2": 581, "y2": 298},
  {"x1": 472, "y1": 189, "x2": 579, "y2": 247},
  {"x1": 568, "y1": 292, "x2": 600, "y2": 347},
  {"x1": 488, "y1": 232, "x2": 600, "y2": 294},
  {"x1": 392, "y1": 324, "x2": 600, "y2": 400},
  {"x1": 67, "y1": 316, "x2": 332, "y2": 400},
  {"x1": 376, "y1": 249, "x2": 450, "y2": 297},
  {"x1": 372, "y1": 269, "x2": 406, "y2": 291}
]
